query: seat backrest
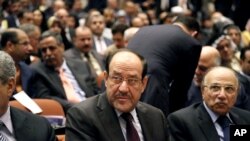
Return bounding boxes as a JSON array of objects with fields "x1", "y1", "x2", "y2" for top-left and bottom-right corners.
[{"x1": 9, "y1": 99, "x2": 65, "y2": 116}]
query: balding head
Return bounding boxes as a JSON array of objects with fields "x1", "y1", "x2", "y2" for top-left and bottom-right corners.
[{"x1": 194, "y1": 46, "x2": 221, "y2": 85}]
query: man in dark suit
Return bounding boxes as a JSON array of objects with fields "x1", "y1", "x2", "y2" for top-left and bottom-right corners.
[
  {"x1": 64, "y1": 27, "x2": 106, "y2": 90},
  {"x1": 0, "y1": 28, "x2": 36, "y2": 98},
  {"x1": 127, "y1": 24, "x2": 202, "y2": 116},
  {"x1": 85, "y1": 14, "x2": 113, "y2": 55},
  {"x1": 66, "y1": 49, "x2": 169, "y2": 141},
  {"x1": 187, "y1": 46, "x2": 250, "y2": 111},
  {"x1": 31, "y1": 31, "x2": 98, "y2": 112},
  {"x1": 167, "y1": 66, "x2": 250, "y2": 141},
  {"x1": 0, "y1": 51, "x2": 57, "y2": 141}
]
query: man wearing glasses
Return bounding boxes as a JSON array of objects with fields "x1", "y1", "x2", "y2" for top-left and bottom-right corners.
[
  {"x1": 167, "y1": 66, "x2": 250, "y2": 141},
  {"x1": 66, "y1": 49, "x2": 169, "y2": 141},
  {"x1": 0, "y1": 28, "x2": 36, "y2": 98}
]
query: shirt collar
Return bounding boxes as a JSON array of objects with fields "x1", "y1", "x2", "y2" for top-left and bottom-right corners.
[
  {"x1": 0, "y1": 106, "x2": 14, "y2": 134},
  {"x1": 203, "y1": 101, "x2": 231, "y2": 123},
  {"x1": 116, "y1": 109, "x2": 137, "y2": 121}
]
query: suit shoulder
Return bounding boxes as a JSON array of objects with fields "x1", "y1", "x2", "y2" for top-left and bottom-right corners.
[
  {"x1": 168, "y1": 103, "x2": 199, "y2": 118},
  {"x1": 138, "y1": 101, "x2": 164, "y2": 114},
  {"x1": 11, "y1": 107, "x2": 50, "y2": 124}
]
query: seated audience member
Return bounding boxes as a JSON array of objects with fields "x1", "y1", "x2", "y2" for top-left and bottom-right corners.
[
  {"x1": 0, "y1": 28, "x2": 36, "y2": 98},
  {"x1": 0, "y1": 51, "x2": 57, "y2": 141},
  {"x1": 168, "y1": 66, "x2": 250, "y2": 141},
  {"x1": 66, "y1": 49, "x2": 169, "y2": 141},
  {"x1": 19, "y1": 23, "x2": 41, "y2": 64},
  {"x1": 128, "y1": 24, "x2": 201, "y2": 116},
  {"x1": 187, "y1": 46, "x2": 250, "y2": 111},
  {"x1": 31, "y1": 31, "x2": 98, "y2": 112},
  {"x1": 104, "y1": 23, "x2": 129, "y2": 57},
  {"x1": 213, "y1": 35, "x2": 241, "y2": 72},
  {"x1": 223, "y1": 24, "x2": 244, "y2": 50},
  {"x1": 123, "y1": 27, "x2": 140, "y2": 47},
  {"x1": 85, "y1": 14, "x2": 113, "y2": 55},
  {"x1": 64, "y1": 27, "x2": 105, "y2": 90},
  {"x1": 240, "y1": 46, "x2": 250, "y2": 80}
]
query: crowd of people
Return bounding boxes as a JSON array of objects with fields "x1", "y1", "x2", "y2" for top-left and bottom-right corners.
[{"x1": 0, "y1": 0, "x2": 250, "y2": 141}]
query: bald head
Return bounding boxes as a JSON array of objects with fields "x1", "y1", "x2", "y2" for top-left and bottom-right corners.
[{"x1": 194, "y1": 46, "x2": 221, "y2": 85}]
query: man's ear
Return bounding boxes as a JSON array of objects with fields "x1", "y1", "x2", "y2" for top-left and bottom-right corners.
[
  {"x1": 103, "y1": 71, "x2": 108, "y2": 87},
  {"x1": 7, "y1": 77, "x2": 16, "y2": 98},
  {"x1": 141, "y1": 76, "x2": 148, "y2": 93},
  {"x1": 5, "y1": 41, "x2": 15, "y2": 52}
]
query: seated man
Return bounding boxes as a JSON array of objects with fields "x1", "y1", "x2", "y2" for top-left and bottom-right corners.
[
  {"x1": 66, "y1": 49, "x2": 169, "y2": 141},
  {"x1": 0, "y1": 51, "x2": 57, "y2": 141},
  {"x1": 31, "y1": 31, "x2": 99, "y2": 112},
  {"x1": 168, "y1": 66, "x2": 250, "y2": 141}
]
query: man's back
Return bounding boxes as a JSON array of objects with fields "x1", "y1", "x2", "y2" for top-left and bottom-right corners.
[{"x1": 128, "y1": 24, "x2": 201, "y2": 115}]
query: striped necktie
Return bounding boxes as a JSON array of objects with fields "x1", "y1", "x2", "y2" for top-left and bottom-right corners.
[{"x1": 0, "y1": 122, "x2": 8, "y2": 141}]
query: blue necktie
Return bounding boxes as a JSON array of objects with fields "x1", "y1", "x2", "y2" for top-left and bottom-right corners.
[
  {"x1": 121, "y1": 113, "x2": 140, "y2": 141},
  {"x1": 0, "y1": 122, "x2": 8, "y2": 141},
  {"x1": 217, "y1": 116, "x2": 231, "y2": 141}
]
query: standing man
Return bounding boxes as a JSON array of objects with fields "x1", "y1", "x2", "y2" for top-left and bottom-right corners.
[
  {"x1": 127, "y1": 24, "x2": 202, "y2": 116},
  {"x1": 167, "y1": 66, "x2": 250, "y2": 141},
  {"x1": 0, "y1": 51, "x2": 57, "y2": 141},
  {"x1": 66, "y1": 49, "x2": 168, "y2": 141}
]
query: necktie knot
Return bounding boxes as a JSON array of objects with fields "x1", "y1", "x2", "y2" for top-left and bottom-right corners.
[
  {"x1": 217, "y1": 116, "x2": 231, "y2": 129},
  {"x1": 121, "y1": 113, "x2": 133, "y2": 123}
]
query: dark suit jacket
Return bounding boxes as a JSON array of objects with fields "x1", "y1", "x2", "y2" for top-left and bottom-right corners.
[
  {"x1": 10, "y1": 62, "x2": 37, "y2": 99},
  {"x1": 30, "y1": 58, "x2": 98, "y2": 112},
  {"x1": 10, "y1": 107, "x2": 57, "y2": 141},
  {"x1": 66, "y1": 93, "x2": 169, "y2": 141},
  {"x1": 127, "y1": 25, "x2": 202, "y2": 116},
  {"x1": 167, "y1": 103, "x2": 250, "y2": 141},
  {"x1": 64, "y1": 47, "x2": 105, "y2": 71}
]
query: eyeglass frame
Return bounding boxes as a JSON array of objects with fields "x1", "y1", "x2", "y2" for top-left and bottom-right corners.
[
  {"x1": 108, "y1": 75, "x2": 143, "y2": 87},
  {"x1": 202, "y1": 83, "x2": 238, "y2": 94}
]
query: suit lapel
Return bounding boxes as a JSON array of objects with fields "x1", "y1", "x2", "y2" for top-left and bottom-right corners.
[
  {"x1": 66, "y1": 59, "x2": 93, "y2": 97},
  {"x1": 42, "y1": 64, "x2": 66, "y2": 97},
  {"x1": 197, "y1": 104, "x2": 220, "y2": 141},
  {"x1": 136, "y1": 103, "x2": 153, "y2": 141},
  {"x1": 10, "y1": 107, "x2": 29, "y2": 141},
  {"x1": 97, "y1": 94, "x2": 125, "y2": 141}
]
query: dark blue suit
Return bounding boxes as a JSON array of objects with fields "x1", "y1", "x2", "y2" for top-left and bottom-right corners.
[
  {"x1": 11, "y1": 62, "x2": 36, "y2": 99},
  {"x1": 128, "y1": 25, "x2": 202, "y2": 116}
]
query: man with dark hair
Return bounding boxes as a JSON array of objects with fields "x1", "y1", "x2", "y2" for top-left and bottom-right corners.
[
  {"x1": 173, "y1": 15, "x2": 200, "y2": 38},
  {"x1": 31, "y1": 30, "x2": 98, "y2": 112},
  {"x1": 104, "y1": 23, "x2": 129, "y2": 57},
  {"x1": 0, "y1": 28, "x2": 36, "y2": 98},
  {"x1": 66, "y1": 49, "x2": 168, "y2": 141},
  {"x1": 0, "y1": 51, "x2": 57, "y2": 141}
]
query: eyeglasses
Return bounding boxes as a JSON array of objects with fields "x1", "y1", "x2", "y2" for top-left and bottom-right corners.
[
  {"x1": 16, "y1": 41, "x2": 30, "y2": 46},
  {"x1": 203, "y1": 84, "x2": 237, "y2": 94},
  {"x1": 108, "y1": 75, "x2": 142, "y2": 87},
  {"x1": 40, "y1": 46, "x2": 57, "y2": 53}
]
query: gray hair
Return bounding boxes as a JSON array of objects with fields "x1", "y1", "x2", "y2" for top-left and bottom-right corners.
[
  {"x1": 0, "y1": 51, "x2": 16, "y2": 84},
  {"x1": 19, "y1": 23, "x2": 40, "y2": 36},
  {"x1": 212, "y1": 35, "x2": 237, "y2": 51}
]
